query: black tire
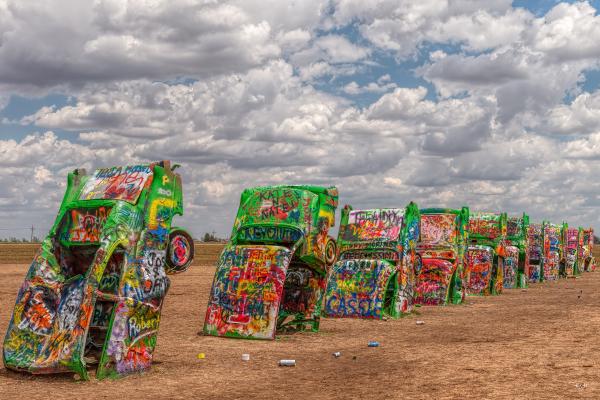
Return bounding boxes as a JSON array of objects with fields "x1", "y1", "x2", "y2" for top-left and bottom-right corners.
[{"x1": 165, "y1": 230, "x2": 195, "y2": 274}]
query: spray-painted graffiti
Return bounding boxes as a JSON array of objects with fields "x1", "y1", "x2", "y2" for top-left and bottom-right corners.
[
  {"x1": 414, "y1": 258, "x2": 454, "y2": 305},
  {"x1": 205, "y1": 185, "x2": 338, "y2": 339},
  {"x1": 324, "y1": 203, "x2": 419, "y2": 319},
  {"x1": 341, "y1": 209, "x2": 404, "y2": 242},
  {"x1": 416, "y1": 208, "x2": 468, "y2": 306},
  {"x1": 543, "y1": 224, "x2": 561, "y2": 281},
  {"x1": 503, "y1": 246, "x2": 519, "y2": 289},
  {"x1": 204, "y1": 245, "x2": 290, "y2": 339},
  {"x1": 420, "y1": 214, "x2": 456, "y2": 246},
  {"x1": 565, "y1": 228, "x2": 579, "y2": 276},
  {"x1": 466, "y1": 246, "x2": 494, "y2": 295},
  {"x1": 63, "y1": 207, "x2": 111, "y2": 243},
  {"x1": 527, "y1": 224, "x2": 542, "y2": 282},
  {"x1": 80, "y1": 165, "x2": 153, "y2": 203},
  {"x1": 3, "y1": 161, "x2": 193, "y2": 380},
  {"x1": 469, "y1": 215, "x2": 501, "y2": 239},
  {"x1": 325, "y1": 259, "x2": 398, "y2": 318}
]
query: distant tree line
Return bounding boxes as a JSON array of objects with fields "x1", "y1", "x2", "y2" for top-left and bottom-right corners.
[
  {"x1": 0, "y1": 237, "x2": 40, "y2": 243},
  {"x1": 202, "y1": 232, "x2": 225, "y2": 242}
]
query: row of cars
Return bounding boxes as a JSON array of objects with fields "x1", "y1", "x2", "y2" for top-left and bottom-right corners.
[
  {"x1": 2, "y1": 164, "x2": 596, "y2": 380},
  {"x1": 203, "y1": 185, "x2": 596, "y2": 340}
]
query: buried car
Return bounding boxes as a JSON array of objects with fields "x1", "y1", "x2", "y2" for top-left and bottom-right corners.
[
  {"x1": 506, "y1": 213, "x2": 530, "y2": 288},
  {"x1": 3, "y1": 161, "x2": 195, "y2": 380},
  {"x1": 323, "y1": 203, "x2": 420, "y2": 319},
  {"x1": 565, "y1": 227, "x2": 582, "y2": 277},
  {"x1": 203, "y1": 185, "x2": 338, "y2": 340},
  {"x1": 526, "y1": 223, "x2": 543, "y2": 283},
  {"x1": 465, "y1": 212, "x2": 509, "y2": 295},
  {"x1": 579, "y1": 228, "x2": 596, "y2": 272},
  {"x1": 414, "y1": 207, "x2": 469, "y2": 305},
  {"x1": 541, "y1": 222, "x2": 567, "y2": 282}
]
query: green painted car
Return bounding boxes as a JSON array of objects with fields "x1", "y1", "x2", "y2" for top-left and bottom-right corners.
[
  {"x1": 465, "y1": 212, "x2": 508, "y2": 295},
  {"x1": 3, "y1": 161, "x2": 194, "y2": 380},
  {"x1": 541, "y1": 221, "x2": 567, "y2": 281},
  {"x1": 506, "y1": 213, "x2": 529, "y2": 288},
  {"x1": 323, "y1": 203, "x2": 420, "y2": 319},
  {"x1": 203, "y1": 185, "x2": 338, "y2": 340},
  {"x1": 415, "y1": 207, "x2": 469, "y2": 305}
]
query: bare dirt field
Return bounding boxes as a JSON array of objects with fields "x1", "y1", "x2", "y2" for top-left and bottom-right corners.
[{"x1": 2, "y1": 261, "x2": 600, "y2": 399}]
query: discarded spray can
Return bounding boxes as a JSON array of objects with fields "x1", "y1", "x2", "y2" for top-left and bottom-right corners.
[
  {"x1": 368, "y1": 341, "x2": 379, "y2": 347},
  {"x1": 279, "y1": 359, "x2": 296, "y2": 367},
  {"x1": 241, "y1": 354, "x2": 250, "y2": 361},
  {"x1": 416, "y1": 320, "x2": 425, "y2": 325},
  {"x1": 332, "y1": 352, "x2": 341, "y2": 358}
]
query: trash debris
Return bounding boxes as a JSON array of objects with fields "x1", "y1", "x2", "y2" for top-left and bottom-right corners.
[
  {"x1": 332, "y1": 352, "x2": 341, "y2": 358},
  {"x1": 241, "y1": 354, "x2": 250, "y2": 361},
  {"x1": 279, "y1": 359, "x2": 296, "y2": 367},
  {"x1": 575, "y1": 383, "x2": 587, "y2": 389},
  {"x1": 368, "y1": 341, "x2": 379, "y2": 347},
  {"x1": 416, "y1": 320, "x2": 425, "y2": 325},
  {"x1": 197, "y1": 353, "x2": 206, "y2": 359}
]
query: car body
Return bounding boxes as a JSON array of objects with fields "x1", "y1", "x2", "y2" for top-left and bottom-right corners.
[
  {"x1": 203, "y1": 185, "x2": 338, "y2": 340},
  {"x1": 415, "y1": 207, "x2": 469, "y2": 305},
  {"x1": 526, "y1": 223, "x2": 543, "y2": 283},
  {"x1": 465, "y1": 212, "x2": 508, "y2": 295},
  {"x1": 3, "y1": 161, "x2": 194, "y2": 380},
  {"x1": 506, "y1": 213, "x2": 530, "y2": 288},
  {"x1": 565, "y1": 227, "x2": 582, "y2": 277},
  {"x1": 323, "y1": 203, "x2": 420, "y2": 319},
  {"x1": 579, "y1": 228, "x2": 596, "y2": 272},
  {"x1": 541, "y1": 222, "x2": 567, "y2": 281}
]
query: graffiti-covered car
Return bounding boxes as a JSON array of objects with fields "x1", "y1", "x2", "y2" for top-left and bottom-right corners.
[
  {"x1": 541, "y1": 222, "x2": 566, "y2": 281},
  {"x1": 579, "y1": 228, "x2": 596, "y2": 272},
  {"x1": 203, "y1": 185, "x2": 338, "y2": 340},
  {"x1": 415, "y1": 207, "x2": 468, "y2": 305},
  {"x1": 506, "y1": 213, "x2": 530, "y2": 288},
  {"x1": 465, "y1": 212, "x2": 508, "y2": 295},
  {"x1": 3, "y1": 161, "x2": 194, "y2": 380},
  {"x1": 565, "y1": 227, "x2": 581, "y2": 277},
  {"x1": 526, "y1": 223, "x2": 543, "y2": 283},
  {"x1": 323, "y1": 204, "x2": 419, "y2": 319}
]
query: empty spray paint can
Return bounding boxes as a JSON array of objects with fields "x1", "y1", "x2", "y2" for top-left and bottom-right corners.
[
  {"x1": 241, "y1": 354, "x2": 250, "y2": 361},
  {"x1": 368, "y1": 341, "x2": 379, "y2": 347},
  {"x1": 279, "y1": 359, "x2": 296, "y2": 367},
  {"x1": 332, "y1": 352, "x2": 341, "y2": 358}
]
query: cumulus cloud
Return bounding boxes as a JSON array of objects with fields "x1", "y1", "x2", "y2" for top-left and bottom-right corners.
[{"x1": 2, "y1": 0, "x2": 600, "y2": 237}]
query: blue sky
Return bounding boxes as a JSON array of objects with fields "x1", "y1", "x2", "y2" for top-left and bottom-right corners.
[{"x1": 1, "y1": 0, "x2": 600, "y2": 238}]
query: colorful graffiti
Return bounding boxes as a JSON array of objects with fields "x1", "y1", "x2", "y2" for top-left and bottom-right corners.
[
  {"x1": 580, "y1": 228, "x2": 596, "y2": 272},
  {"x1": 325, "y1": 260, "x2": 396, "y2": 318},
  {"x1": 565, "y1": 228, "x2": 579, "y2": 276},
  {"x1": 466, "y1": 246, "x2": 495, "y2": 295},
  {"x1": 204, "y1": 185, "x2": 338, "y2": 339},
  {"x1": 62, "y1": 207, "x2": 111, "y2": 243},
  {"x1": 415, "y1": 208, "x2": 468, "y2": 306},
  {"x1": 341, "y1": 209, "x2": 404, "y2": 242},
  {"x1": 469, "y1": 214, "x2": 503, "y2": 239},
  {"x1": 324, "y1": 203, "x2": 419, "y2": 319},
  {"x1": 527, "y1": 223, "x2": 542, "y2": 282},
  {"x1": 80, "y1": 165, "x2": 153, "y2": 203},
  {"x1": 466, "y1": 212, "x2": 506, "y2": 295},
  {"x1": 506, "y1": 214, "x2": 529, "y2": 288},
  {"x1": 420, "y1": 213, "x2": 457, "y2": 246},
  {"x1": 3, "y1": 161, "x2": 193, "y2": 380},
  {"x1": 204, "y1": 246, "x2": 290, "y2": 339},
  {"x1": 503, "y1": 246, "x2": 519, "y2": 289},
  {"x1": 542, "y1": 223, "x2": 562, "y2": 281}
]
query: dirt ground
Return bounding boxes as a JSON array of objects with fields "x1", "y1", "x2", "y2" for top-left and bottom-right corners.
[{"x1": 2, "y1": 264, "x2": 600, "y2": 400}]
